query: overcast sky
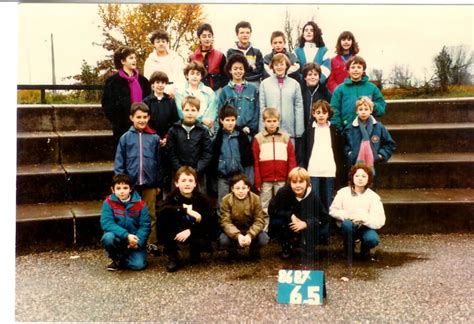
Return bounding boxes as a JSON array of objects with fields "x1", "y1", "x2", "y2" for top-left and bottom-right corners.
[{"x1": 17, "y1": 3, "x2": 474, "y2": 84}]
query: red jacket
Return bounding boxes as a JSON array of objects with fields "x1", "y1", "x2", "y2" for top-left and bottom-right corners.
[
  {"x1": 190, "y1": 47, "x2": 227, "y2": 90},
  {"x1": 327, "y1": 55, "x2": 351, "y2": 93}
]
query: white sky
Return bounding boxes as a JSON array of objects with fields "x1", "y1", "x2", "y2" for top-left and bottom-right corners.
[{"x1": 17, "y1": 3, "x2": 473, "y2": 85}]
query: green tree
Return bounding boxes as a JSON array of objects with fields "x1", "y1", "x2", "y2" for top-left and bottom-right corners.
[
  {"x1": 434, "y1": 46, "x2": 452, "y2": 92},
  {"x1": 95, "y1": 3, "x2": 205, "y2": 77}
]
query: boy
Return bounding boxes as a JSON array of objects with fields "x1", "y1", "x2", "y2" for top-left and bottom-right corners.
[
  {"x1": 226, "y1": 21, "x2": 264, "y2": 89},
  {"x1": 100, "y1": 173, "x2": 151, "y2": 271},
  {"x1": 330, "y1": 55, "x2": 386, "y2": 132},
  {"x1": 114, "y1": 102, "x2": 162, "y2": 256},
  {"x1": 189, "y1": 23, "x2": 228, "y2": 92},
  {"x1": 211, "y1": 105, "x2": 253, "y2": 209},
  {"x1": 263, "y1": 31, "x2": 300, "y2": 81},
  {"x1": 167, "y1": 96, "x2": 213, "y2": 180},
  {"x1": 301, "y1": 63, "x2": 331, "y2": 128},
  {"x1": 252, "y1": 107, "x2": 297, "y2": 231}
]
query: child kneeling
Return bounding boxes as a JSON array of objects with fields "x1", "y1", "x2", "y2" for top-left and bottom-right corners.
[
  {"x1": 219, "y1": 174, "x2": 269, "y2": 260},
  {"x1": 100, "y1": 174, "x2": 151, "y2": 271}
]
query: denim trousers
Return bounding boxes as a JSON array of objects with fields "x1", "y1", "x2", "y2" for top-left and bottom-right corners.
[{"x1": 101, "y1": 232, "x2": 147, "y2": 270}]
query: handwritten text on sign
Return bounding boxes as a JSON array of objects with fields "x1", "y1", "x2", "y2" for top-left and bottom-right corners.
[{"x1": 276, "y1": 270, "x2": 325, "y2": 305}]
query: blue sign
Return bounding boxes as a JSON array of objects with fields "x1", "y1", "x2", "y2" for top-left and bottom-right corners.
[{"x1": 276, "y1": 270, "x2": 325, "y2": 305}]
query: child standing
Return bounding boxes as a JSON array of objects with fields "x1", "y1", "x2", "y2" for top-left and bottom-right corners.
[
  {"x1": 189, "y1": 23, "x2": 228, "y2": 93},
  {"x1": 263, "y1": 31, "x2": 300, "y2": 81},
  {"x1": 330, "y1": 163, "x2": 385, "y2": 261},
  {"x1": 330, "y1": 55, "x2": 386, "y2": 132},
  {"x1": 114, "y1": 102, "x2": 162, "y2": 256},
  {"x1": 167, "y1": 96, "x2": 213, "y2": 180},
  {"x1": 102, "y1": 46, "x2": 151, "y2": 149},
  {"x1": 175, "y1": 61, "x2": 218, "y2": 137},
  {"x1": 252, "y1": 107, "x2": 297, "y2": 231},
  {"x1": 211, "y1": 105, "x2": 254, "y2": 208},
  {"x1": 219, "y1": 174, "x2": 269, "y2": 260},
  {"x1": 268, "y1": 167, "x2": 330, "y2": 262},
  {"x1": 157, "y1": 166, "x2": 216, "y2": 272},
  {"x1": 218, "y1": 53, "x2": 260, "y2": 138},
  {"x1": 100, "y1": 174, "x2": 151, "y2": 271},
  {"x1": 293, "y1": 21, "x2": 331, "y2": 85},
  {"x1": 327, "y1": 31, "x2": 360, "y2": 94},
  {"x1": 226, "y1": 21, "x2": 264, "y2": 89},
  {"x1": 301, "y1": 100, "x2": 344, "y2": 212},
  {"x1": 300, "y1": 63, "x2": 331, "y2": 128}
]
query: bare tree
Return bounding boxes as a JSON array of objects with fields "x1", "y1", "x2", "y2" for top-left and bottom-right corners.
[
  {"x1": 448, "y1": 45, "x2": 473, "y2": 85},
  {"x1": 389, "y1": 64, "x2": 414, "y2": 88}
]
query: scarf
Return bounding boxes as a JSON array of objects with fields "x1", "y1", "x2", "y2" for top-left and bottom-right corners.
[
  {"x1": 118, "y1": 69, "x2": 143, "y2": 103},
  {"x1": 356, "y1": 117, "x2": 375, "y2": 174}
]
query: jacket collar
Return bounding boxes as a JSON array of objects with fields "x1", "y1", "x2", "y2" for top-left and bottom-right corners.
[
  {"x1": 110, "y1": 190, "x2": 141, "y2": 204},
  {"x1": 262, "y1": 127, "x2": 282, "y2": 137},
  {"x1": 128, "y1": 125, "x2": 157, "y2": 134},
  {"x1": 352, "y1": 115, "x2": 377, "y2": 127},
  {"x1": 343, "y1": 75, "x2": 369, "y2": 85}
]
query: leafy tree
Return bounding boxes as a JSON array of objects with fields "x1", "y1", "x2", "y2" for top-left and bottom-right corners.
[
  {"x1": 72, "y1": 60, "x2": 103, "y2": 102},
  {"x1": 434, "y1": 46, "x2": 452, "y2": 91},
  {"x1": 388, "y1": 64, "x2": 414, "y2": 89},
  {"x1": 95, "y1": 3, "x2": 205, "y2": 77}
]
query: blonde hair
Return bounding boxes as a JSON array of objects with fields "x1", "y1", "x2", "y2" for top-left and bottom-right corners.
[
  {"x1": 355, "y1": 96, "x2": 374, "y2": 111},
  {"x1": 181, "y1": 95, "x2": 201, "y2": 111},
  {"x1": 287, "y1": 167, "x2": 311, "y2": 187},
  {"x1": 262, "y1": 107, "x2": 280, "y2": 121}
]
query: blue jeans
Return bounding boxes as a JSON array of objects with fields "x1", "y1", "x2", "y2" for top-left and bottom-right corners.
[
  {"x1": 340, "y1": 220, "x2": 380, "y2": 258},
  {"x1": 310, "y1": 177, "x2": 335, "y2": 212},
  {"x1": 219, "y1": 232, "x2": 269, "y2": 252},
  {"x1": 101, "y1": 232, "x2": 147, "y2": 270}
]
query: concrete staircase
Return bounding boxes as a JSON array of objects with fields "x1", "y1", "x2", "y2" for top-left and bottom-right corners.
[{"x1": 16, "y1": 98, "x2": 474, "y2": 251}]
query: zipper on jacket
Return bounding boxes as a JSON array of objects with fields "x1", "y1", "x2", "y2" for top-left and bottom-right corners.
[
  {"x1": 272, "y1": 134, "x2": 276, "y2": 181},
  {"x1": 139, "y1": 132, "x2": 143, "y2": 185}
]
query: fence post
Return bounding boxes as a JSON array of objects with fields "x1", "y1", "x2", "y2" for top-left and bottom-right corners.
[{"x1": 41, "y1": 89, "x2": 46, "y2": 104}]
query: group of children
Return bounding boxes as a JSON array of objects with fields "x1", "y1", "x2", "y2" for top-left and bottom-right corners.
[{"x1": 100, "y1": 20, "x2": 397, "y2": 273}]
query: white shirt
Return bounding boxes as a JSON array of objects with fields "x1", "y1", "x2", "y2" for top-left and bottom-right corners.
[{"x1": 307, "y1": 122, "x2": 336, "y2": 177}]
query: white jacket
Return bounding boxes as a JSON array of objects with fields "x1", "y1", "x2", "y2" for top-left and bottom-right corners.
[
  {"x1": 329, "y1": 186, "x2": 385, "y2": 230},
  {"x1": 143, "y1": 50, "x2": 186, "y2": 88}
]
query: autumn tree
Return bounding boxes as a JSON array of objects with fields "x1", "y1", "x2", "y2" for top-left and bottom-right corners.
[{"x1": 95, "y1": 3, "x2": 205, "y2": 77}]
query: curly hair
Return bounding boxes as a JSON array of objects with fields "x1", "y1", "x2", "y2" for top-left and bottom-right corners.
[
  {"x1": 335, "y1": 31, "x2": 359, "y2": 55},
  {"x1": 297, "y1": 21, "x2": 325, "y2": 48}
]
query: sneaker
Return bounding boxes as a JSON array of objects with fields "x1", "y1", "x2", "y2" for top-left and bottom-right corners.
[
  {"x1": 147, "y1": 244, "x2": 161, "y2": 257},
  {"x1": 166, "y1": 255, "x2": 179, "y2": 272},
  {"x1": 106, "y1": 260, "x2": 120, "y2": 271}
]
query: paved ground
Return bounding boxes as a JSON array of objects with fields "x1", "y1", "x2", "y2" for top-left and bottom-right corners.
[{"x1": 15, "y1": 234, "x2": 473, "y2": 322}]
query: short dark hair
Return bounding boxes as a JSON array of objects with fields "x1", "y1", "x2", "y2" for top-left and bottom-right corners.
[
  {"x1": 229, "y1": 173, "x2": 251, "y2": 189},
  {"x1": 235, "y1": 21, "x2": 252, "y2": 34},
  {"x1": 349, "y1": 163, "x2": 374, "y2": 189},
  {"x1": 149, "y1": 71, "x2": 169, "y2": 85},
  {"x1": 197, "y1": 23, "x2": 214, "y2": 37},
  {"x1": 130, "y1": 102, "x2": 150, "y2": 116},
  {"x1": 219, "y1": 105, "x2": 238, "y2": 120},
  {"x1": 270, "y1": 31, "x2": 285, "y2": 43},
  {"x1": 149, "y1": 30, "x2": 169, "y2": 44},
  {"x1": 112, "y1": 173, "x2": 133, "y2": 188},
  {"x1": 184, "y1": 61, "x2": 207, "y2": 78},
  {"x1": 113, "y1": 46, "x2": 136, "y2": 70},
  {"x1": 346, "y1": 55, "x2": 367, "y2": 71},
  {"x1": 297, "y1": 21, "x2": 325, "y2": 48},
  {"x1": 311, "y1": 100, "x2": 333, "y2": 119},
  {"x1": 174, "y1": 166, "x2": 198, "y2": 184},
  {"x1": 302, "y1": 62, "x2": 322, "y2": 78},
  {"x1": 224, "y1": 53, "x2": 249, "y2": 78},
  {"x1": 335, "y1": 31, "x2": 359, "y2": 55}
]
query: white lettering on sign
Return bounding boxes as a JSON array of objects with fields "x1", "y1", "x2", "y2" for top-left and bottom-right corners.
[{"x1": 278, "y1": 270, "x2": 311, "y2": 284}]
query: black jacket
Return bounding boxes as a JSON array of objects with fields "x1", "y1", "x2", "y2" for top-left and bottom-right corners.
[
  {"x1": 300, "y1": 83, "x2": 331, "y2": 128},
  {"x1": 143, "y1": 92, "x2": 180, "y2": 138}
]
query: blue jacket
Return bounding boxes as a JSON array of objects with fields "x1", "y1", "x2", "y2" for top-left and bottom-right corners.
[
  {"x1": 330, "y1": 75, "x2": 386, "y2": 132},
  {"x1": 100, "y1": 191, "x2": 151, "y2": 249},
  {"x1": 227, "y1": 43, "x2": 264, "y2": 82},
  {"x1": 218, "y1": 81, "x2": 260, "y2": 136},
  {"x1": 114, "y1": 126, "x2": 161, "y2": 187},
  {"x1": 345, "y1": 116, "x2": 396, "y2": 165}
]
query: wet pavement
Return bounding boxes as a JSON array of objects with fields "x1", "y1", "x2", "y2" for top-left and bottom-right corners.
[{"x1": 15, "y1": 234, "x2": 473, "y2": 322}]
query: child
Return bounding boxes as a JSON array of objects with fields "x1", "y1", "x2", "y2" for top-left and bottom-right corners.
[
  {"x1": 100, "y1": 173, "x2": 151, "y2": 271},
  {"x1": 329, "y1": 163, "x2": 385, "y2": 261},
  {"x1": 156, "y1": 166, "x2": 216, "y2": 272},
  {"x1": 102, "y1": 46, "x2": 151, "y2": 149},
  {"x1": 268, "y1": 167, "x2": 330, "y2": 262},
  {"x1": 143, "y1": 71, "x2": 180, "y2": 193},
  {"x1": 226, "y1": 21, "x2": 264, "y2": 89},
  {"x1": 263, "y1": 31, "x2": 300, "y2": 81},
  {"x1": 211, "y1": 105, "x2": 254, "y2": 207},
  {"x1": 143, "y1": 30, "x2": 185, "y2": 96},
  {"x1": 174, "y1": 61, "x2": 218, "y2": 137},
  {"x1": 219, "y1": 174, "x2": 269, "y2": 260},
  {"x1": 189, "y1": 23, "x2": 228, "y2": 92},
  {"x1": 259, "y1": 53, "x2": 304, "y2": 161},
  {"x1": 301, "y1": 100, "x2": 344, "y2": 212},
  {"x1": 293, "y1": 21, "x2": 331, "y2": 85},
  {"x1": 114, "y1": 102, "x2": 162, "y2": 256},
  {"x1": 330, "y1": 55, "x2": 386, "y2": 132},
  {"x1": 301, "y1": 63, "x2": 331, "y2": 128},
  {"x1": 327, "y1": 31, "x2": 360, "y2": 94},
  {"x1": 252, "y1": 107, "x2": 297, "y2": 231},
  {"x1": 344, "y1": 96, "x2": 396, "y2": 184},
  {"x1": 218, "y1": 53, "x2": 260, "y2": 138},
  {"x1": 167, "y1": 96, "x2": 213, "y2": 180}
]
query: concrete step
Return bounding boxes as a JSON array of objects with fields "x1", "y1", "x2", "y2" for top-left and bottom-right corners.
[
  {"x1": 377, "y1": 153, "x2": 474, "y2": 189},
  {"x1": 387, "y1": 123, "x2": 474, "y2": 153},
  {"x1": 58, "y1": 130, "x2": 115, "y2": 163},
  {"x1": 380, "y1": 98, "x2": 474, "y2": 124},
  {"x1": 17, "y1": 131, "x2": 59, "y2": 165}
]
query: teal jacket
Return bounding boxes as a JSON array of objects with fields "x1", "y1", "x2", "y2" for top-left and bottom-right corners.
[{"x1": 330, "y1": 75, "x2": 386, "y2": 132}]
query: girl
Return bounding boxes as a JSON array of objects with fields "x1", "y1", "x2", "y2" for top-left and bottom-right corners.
[
  {"x1": 293, "y1": 21, "x2": 331, "y2": 85},
  {"x1": 329, "y1": 163, "x2": 386, "y2": 261},
  {"x1": 101, "y1": 46, "x2": 151, "y2": 149},
  {"x1": 156, "y1": 166, "x2": 217, "y2": 272},
  {"x1": 219, "y1": 174, "x2": 269, "y2": 260},
  {"x1": 327, "y1": 31, "x2": 360, "y2": 94}
]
